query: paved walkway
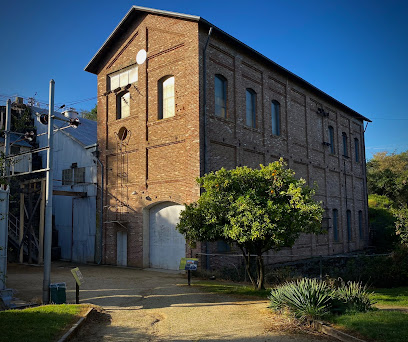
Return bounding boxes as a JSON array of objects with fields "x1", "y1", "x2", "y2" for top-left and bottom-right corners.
[{"x1": 7, "y1": 262, "x2": 335, "y2": 341}]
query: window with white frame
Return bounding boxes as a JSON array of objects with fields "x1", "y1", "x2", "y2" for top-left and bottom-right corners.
[
  {"x1": 158, "y1": 76, "x2": 175, "y2": 119},
  {"x1": 116, "y1": 91, "x2": 130, "y2": 119},
  {"x1": 108, "y1": 65, "x2": 138, "y2": 91}
]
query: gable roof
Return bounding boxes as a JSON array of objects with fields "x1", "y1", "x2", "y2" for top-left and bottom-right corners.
[
  {"x1": 32, "y1": 107, "x2": 97, "y2": 147},
  {"x1": 85, "y1": 5, "x2": 370, "y2": 122}
]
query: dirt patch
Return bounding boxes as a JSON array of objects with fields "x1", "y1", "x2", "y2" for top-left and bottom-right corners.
[{"x1": 6, "y1": 262, "x2": 337, "y2": 341}]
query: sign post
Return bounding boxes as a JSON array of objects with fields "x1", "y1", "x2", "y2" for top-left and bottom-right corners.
[
  {"x1": 179, "y1": 258, "x2": 198, "y2": 286},
  {"x1": 70, "y1": 267, "x2": 84, "y2": 304}
]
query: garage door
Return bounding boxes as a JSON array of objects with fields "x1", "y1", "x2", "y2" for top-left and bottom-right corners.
[{"x1": 149, "y1": 202, "x2": 186, "y2": 270}]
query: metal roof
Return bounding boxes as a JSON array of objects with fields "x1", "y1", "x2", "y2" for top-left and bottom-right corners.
[
  {"x1": 32, "y1": 107, "x2": 97, "y2": 147},
  {"x1": 0, "y1": 133, "x2": 32, "y2": 148},
  {"x1": 85, "y1": 6, "x2": 371, "y2": 122}
]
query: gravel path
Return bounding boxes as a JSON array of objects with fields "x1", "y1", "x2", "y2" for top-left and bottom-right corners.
[{"x1": 7, "y1": 262, "x2": 335, "y2": 341}]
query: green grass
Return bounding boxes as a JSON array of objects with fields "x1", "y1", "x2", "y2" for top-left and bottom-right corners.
[
  {"x1": 330, "y1": 310, "x2": 408, "y2": 342},
  {"x1": 0, "y1": 304, "x2": 83, "y2": 342},
  {"x1": 194, "y1": 280, "x2": 270, "y2": 298},
  {"x1": 371, "y1": 287, "x2": 408, "y2": 307}
]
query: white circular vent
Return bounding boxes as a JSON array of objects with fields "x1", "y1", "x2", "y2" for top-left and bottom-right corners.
[{"x1": 136, "y1": 49, "x2": 147, "y2": 65}]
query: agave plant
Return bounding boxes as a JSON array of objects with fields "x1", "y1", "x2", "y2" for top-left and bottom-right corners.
[
  {"x1": 335, "y1": 279, "x2": 374, "y2": 313},
  {"x1": 269, "y1": 278, "x2": 333, "y2": 321}
]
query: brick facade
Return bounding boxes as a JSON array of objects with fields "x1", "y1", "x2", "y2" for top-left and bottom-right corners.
[{"x1": 86, "y1": 6, "x2": 370, "y2": 269}]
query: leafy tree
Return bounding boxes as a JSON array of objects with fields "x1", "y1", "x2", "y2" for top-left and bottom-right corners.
[
  {"x1": 367, "y1": 151, "x2": 408, "y2": 204},
  {"x1": 393, "y1": 205, "x2": 408, "y2": 247},
  {"x1": 177, "y1": 159, "x2": 324, "y2": 290},
  {"x1": 367, "y1": 151, "x2": 408, "y2": 247},
  {"x1": 81, "y1": 104, "x2": 97, "y2": 121},
  {"x1": 368, "y1": 194, "x2": 398, "y2": 252}
]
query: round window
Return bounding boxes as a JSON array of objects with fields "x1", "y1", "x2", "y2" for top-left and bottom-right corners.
[{"x1": 117, "y1": 127, "x2": 128, "y2": 141}]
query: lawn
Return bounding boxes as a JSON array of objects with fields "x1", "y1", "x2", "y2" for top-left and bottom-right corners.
[
  {"x1": 370, "y1": 286, "x2": 408, "y2": 307},
  {"x1": 330, "y1": 310, "x2": 408, "y2": 342},
  {"x1": 0, "y1": 304, "x2": 86, "y2": 342},
  {"x1": 329, "y1": 287, "x2": 408, "y2": 342},
  {"x1": 194, "y1": 280, "x2": 270, "y2": 298},
  {"x1": 196, "y1": 281, "x2": 408, "y2": 342}
]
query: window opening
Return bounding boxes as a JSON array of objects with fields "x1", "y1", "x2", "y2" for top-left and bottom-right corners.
[{"x1": 246, "y1": 89, "x2": 256, "y2": 128}]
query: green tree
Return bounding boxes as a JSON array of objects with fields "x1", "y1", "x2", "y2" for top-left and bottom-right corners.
[
  {"x1": 393, "y1": 205, "x2": 408, "y2": 247},
  {"x1": 176, "y1": 159, "x2": 324, "y2": 290},
  {"x1": 81, "y1": 104, "x2": 97, "y2": 121},
  {"x1": 367, "y1": 151, "x2": 408, "y2": 204},
  {"x1": 367, "y1": 151, "x2": 408, "y2": 247}
]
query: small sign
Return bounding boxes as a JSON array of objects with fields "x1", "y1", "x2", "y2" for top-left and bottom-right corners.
[
  {"x1": 179, "y1": 258, "x2": 198, "y2": 271},
  {"x1": 71, "y1": 267, "x2": 84, "y2": 286}
]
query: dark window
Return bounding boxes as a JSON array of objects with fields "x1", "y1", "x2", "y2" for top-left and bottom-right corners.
[
  {"x1": 62, "y1": 169, "x2": 73, "y2": 185},
  {"x1": 158, "y1": 75, "x2": 175, "y2": 119},
  {"x1": 333, "y1": 209, "x2": 339, "y2": 242},
  {"x1": 347, "y1": 210, "x2": 352, "y2": 242},
  {"x1": 271, "y1": 100, "x2": 280, "y2": 135},
  {"x1": 116, "y1": 91, "x2": 130, "y2": 120},
  {"x1": 74, "y1": 167, "x2": 85, "y2": 184},
  {"x1": 342, "y1": 132, "x2": 348, "y2": 157},
  {"x1": 214, "y1": 75, "x2": 227, "y2": 118},
  {"x1": 354, "y1": 138, "x2": 360, "y2": 162},
  {"x1": 358, "y1": 210, "x2": 363, "y2": 239},
  {"x1": 245, "y1": 89, "x2": 256, "y2": 128},
  {"x1": 217, "y1": 240, "x2": 231, "y2": 253},
  {"x1": 328, "y1": 126, "x2": 335, "y2": 154}
]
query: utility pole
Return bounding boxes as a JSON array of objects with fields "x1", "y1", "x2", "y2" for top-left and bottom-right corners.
[
  {"x1": 43, "y1": 80, "x2": 55, "y2": 304},
  {"x1": 3, "y1": 99, "x2": 11, "y2": 178}
]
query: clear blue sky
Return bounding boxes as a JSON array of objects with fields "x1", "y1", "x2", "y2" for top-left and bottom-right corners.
[{"x1": 1, "y1": 0, "x2": 407, "y2": 160}]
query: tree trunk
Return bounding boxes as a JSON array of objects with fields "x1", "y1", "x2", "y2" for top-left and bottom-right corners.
[
  {"x1": 256, "y1": 253, "x2": 265, "y2": 290},
  {"x1": 239, "y1": 246, "x2": 255, "y2": 288}
]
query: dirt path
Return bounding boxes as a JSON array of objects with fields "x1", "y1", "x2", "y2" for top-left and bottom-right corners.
[{"x1": 7, "y1": 262, "x2": 335, "y2": 341}]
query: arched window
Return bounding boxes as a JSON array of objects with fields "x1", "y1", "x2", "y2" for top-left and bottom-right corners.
[
  {"x1": 271, "y1": 100, "x2": 280, "y2": 135},
  {"x1": 358, "y1": 210, "x2": 363, "y2": 239},
  {"x1": 158, "y1": 76, "x2": 175, "y2": 119},
  {"x1": 328, "y1": 126, "x2": 335, "y2": 154},
  {"x1": 333, "y1": 209, "x2": 339, "y2": 242},
  {"x1": 354, "y1": 138, "x2": 360, "y2": 162},
  {"x1": 346, "y1": 210, "x2": 352, "y2": 242},
  {"x1": 342, "y1": 132, "x2": 348, "y2": 157},
  {"x1": 246, "y1": 88, "x2": 256, "y2": 128},
  {"x1": 116, "y1": 91, "x2": 130, "y2": 119},
  {"x1": 214, "y1": 75, "x2": 227, "y2": 118}
]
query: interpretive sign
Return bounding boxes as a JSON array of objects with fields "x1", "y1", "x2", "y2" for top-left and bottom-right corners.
[
  {"x1": 71, "y1": 267, "x2": 84, "y2": 286},
  {"x1": 179, "y1": 258, "x2": 198, "y2": 271}
]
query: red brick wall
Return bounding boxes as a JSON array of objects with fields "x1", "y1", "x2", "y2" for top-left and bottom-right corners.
[
  {"x1": 200, "y1": 28, "x2": 369, "y2": 267},
  {"x1": 96, "y1": 14, "x2": 201, "y2": 267}
]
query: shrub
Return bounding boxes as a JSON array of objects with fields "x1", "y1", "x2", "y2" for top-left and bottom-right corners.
[
  {"x1": 334, "y1": 280, "x2": 374, "y2": 313},
  {"x1": 269, "y1": 278, "x2": 375, "y2": 321},
  {"x1": 269, "y1": 278, "x2": 332, "y2": 321}
]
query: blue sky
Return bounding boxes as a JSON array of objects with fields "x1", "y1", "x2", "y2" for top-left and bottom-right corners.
[{"x1": 0, "y1": 0, "x2": 407, "y2": 160}]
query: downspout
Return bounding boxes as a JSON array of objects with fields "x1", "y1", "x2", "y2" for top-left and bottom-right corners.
[
  {"x1": 203, "y1": 26, "x2": 213, "y2": 176},
  {"x1": 203, "y1": 26, "x2": 213, "y2": 270},
  {"x1": 95, "y1": 156, "x2": 104, "y2": 265}
]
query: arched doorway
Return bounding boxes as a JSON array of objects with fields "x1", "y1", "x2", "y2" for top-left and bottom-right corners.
[{"x1": 149, "y1": 202, "x2": 186, "y2": 270}]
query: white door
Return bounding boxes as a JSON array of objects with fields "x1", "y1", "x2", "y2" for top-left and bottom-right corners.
[
  {"x1": 117, "y1": 231, "x2": 127, "y2": 266},
  {"x1": 149, "y1": 203, "x2": 185, "y2": 270}
]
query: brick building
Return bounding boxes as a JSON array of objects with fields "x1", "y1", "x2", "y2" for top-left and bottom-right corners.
[{"x1": 85, "y1": 6, "x2": 371, "y2": 270}]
